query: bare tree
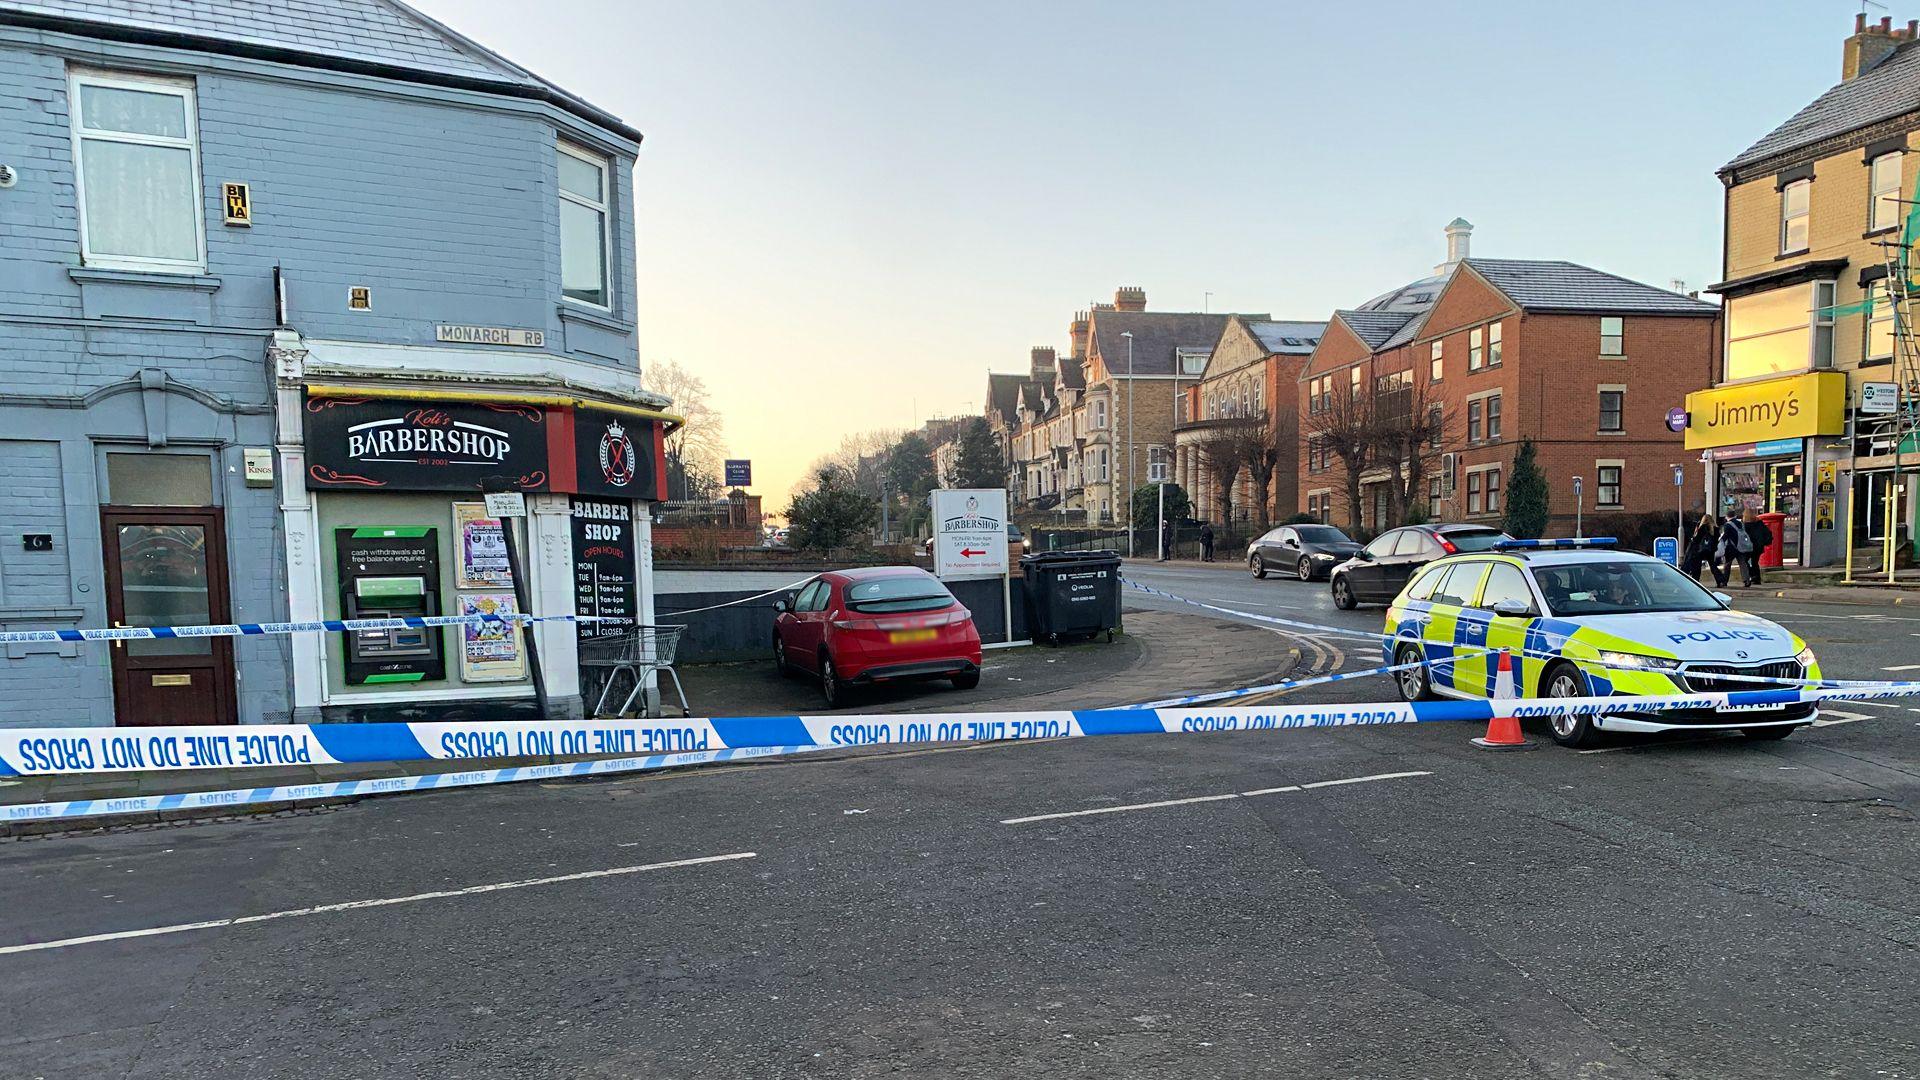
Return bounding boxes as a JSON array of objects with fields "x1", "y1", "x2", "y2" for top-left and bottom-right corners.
[
  {"x1": 647, "y1": 359, "x2": 726, "y2": 480},
  {"x1": 1303, "y1": 372, "x2": 1376, "y2": 535},
  {"x1": 1196, "y1": 429, "x2": 1246, "y2": 524},
  {"x1": 810, "y1": 429, "x2": 905, "y2": 501},
  {"x1": 1367, "y1": 365, "x2": 1449, "y2": 525}
]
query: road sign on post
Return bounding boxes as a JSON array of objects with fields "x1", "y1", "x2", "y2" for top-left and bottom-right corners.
[
  {"x1": 1572, "y1": 475, "x2": 1583, "y2": 539},
  {"x1": 930, "y1": 489, "x2": 1009, "y2": 580},
  {"x1": 1654, "y1": 536, "x2": 1679, "y2": 566}
]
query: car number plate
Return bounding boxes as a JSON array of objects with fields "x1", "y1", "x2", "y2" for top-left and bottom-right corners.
[
  {"x1": 1721, "y1": 703, "x2": 1780, "y2": 713},
  {"x1": 889, "y1": 629, "x2": 938, "y2": 643}
]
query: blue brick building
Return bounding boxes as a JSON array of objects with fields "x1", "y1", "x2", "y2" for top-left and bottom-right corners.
[{"x1": 0, "y1": 0, "x2": 671, "y2": 727}]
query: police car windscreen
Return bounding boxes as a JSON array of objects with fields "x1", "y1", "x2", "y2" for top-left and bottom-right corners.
[
  {"x1": 846, "y1": 578, "x2": 956, "y2": 614},
  {"x1": 1534, "y1": 560, "x2": 1716, "y2": 616}
]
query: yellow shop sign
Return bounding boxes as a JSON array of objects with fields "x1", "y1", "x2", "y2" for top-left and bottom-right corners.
[{"x1": 1684, "y1": 371, "x2": 1846, "y2": 450}]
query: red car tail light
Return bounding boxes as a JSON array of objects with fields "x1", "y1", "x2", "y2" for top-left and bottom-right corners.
[{"x1": 1436, "y1": 534, "x2": 1457, "y2": 554}]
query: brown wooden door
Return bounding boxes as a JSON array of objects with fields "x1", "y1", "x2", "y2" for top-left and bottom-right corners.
[{"x1": 100, "y1": 507, "x2": 238, "y2": 727}]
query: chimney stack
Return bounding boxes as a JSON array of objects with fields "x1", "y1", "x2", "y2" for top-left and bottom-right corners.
[
  {"x1": 1845, "y1": 12, "x2": 1907, "y2": 80},
  {"x1": 1436, "y1": 217, "x2": 1473, "y2": 275},
  {"x1": 1113, "y1": 286, "x2": 1147, "y2": 312},
  {"x1": 1068, "y1": 311, "x2": 1090, "y2": 360},
  {"x1": 1029, "y1": 346, "x2": 1057, "y2": 381}
]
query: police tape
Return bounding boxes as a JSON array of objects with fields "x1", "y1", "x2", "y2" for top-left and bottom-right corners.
[
  {"x1": 0, "y1": 744, "x2": 824, "y2": 823},
  {"x1": 7, "y1": 679, "x2": 1920, "y2": 785},
  {"x1": 0, "y1": 612, "x2": 620, "y2": 645}
]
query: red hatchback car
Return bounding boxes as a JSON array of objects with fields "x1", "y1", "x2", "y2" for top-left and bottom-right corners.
[{"x1": 773, "y1": 566, "x2": 982, "y2": 707}]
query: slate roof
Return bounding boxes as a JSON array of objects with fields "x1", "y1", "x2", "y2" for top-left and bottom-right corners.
[
  {"x1": 1088, "y1": 310, "x2": 1267, "y2": 377},
  {"x1": 1464, "y1": 259, "x2": 1717, "y2": 315},
  {"x1": 1723, "y1": 39, "x2": 1920, "y2": 174},
  {"x1": 1058, "y1": 356, "x2": 1086, "y2": 390},
  {"x1": 1247, "y1": 319, "x2": 1327, "y2": 355},
  {"x1": 1334, "y1": 309, "x2": 1417, "y2": 350},
  {"x1": 1378, "y1": 312, "x2": 1430, "y2": 351},
  {"x1": 987, "y1": 372, "x2": 1023, "y2": 425},
  {"x1": 1355, "y1": 272, "x2": 1449, "y2": 313},
  {"x1": 0, "y1": 0, "x2": 639, "y2": 140}
]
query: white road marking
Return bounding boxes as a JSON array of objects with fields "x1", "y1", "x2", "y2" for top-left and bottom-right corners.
[
  {"x1": 0, "y1": 851, "x2": 757, "y2": 956},
  {"x1": 1001, "y1": 771, "x2": 1432, "y2": 825},
  {"x1": 1846, "y1": 699, "x2": 1904, "y2": 710},
  {"x1": 1812, "y1": 710, "x2": 1873, "y2": 727},
  {"x1": 1882, "y1": 664, "x2": 1920, "y2": 672}
]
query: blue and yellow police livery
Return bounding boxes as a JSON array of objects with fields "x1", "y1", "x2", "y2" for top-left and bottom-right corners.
[{"x1": 1382, "y1": 540, "x2": 1821, "y2": 747}]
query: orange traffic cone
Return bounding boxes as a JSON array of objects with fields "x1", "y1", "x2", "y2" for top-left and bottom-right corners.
[{"x1": 1471, "y1": 648, "x2": 1535, "y2": 751}]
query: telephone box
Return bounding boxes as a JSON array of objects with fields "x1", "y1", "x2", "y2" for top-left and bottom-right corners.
[{"x1": 335, "y1": 526, "x2": 445, "y2": 685}]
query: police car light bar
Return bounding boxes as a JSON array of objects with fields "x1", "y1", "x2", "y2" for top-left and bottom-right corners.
[{"x1": 1492, "y1": 537, "x2": 1619, "y2": 550}]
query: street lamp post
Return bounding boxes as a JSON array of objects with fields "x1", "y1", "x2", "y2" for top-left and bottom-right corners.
[{"x1": 1123, "y1": 330, "x2": 1134, "y2": 557}]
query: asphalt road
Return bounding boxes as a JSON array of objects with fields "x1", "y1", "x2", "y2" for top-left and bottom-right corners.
[{"x1": 3, "y1": 563, "x2": 1919, "y2": 1078}]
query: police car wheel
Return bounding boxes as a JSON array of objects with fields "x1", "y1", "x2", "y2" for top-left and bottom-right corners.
[
  {"x1": 1332, "y1": 576, "x2": 1357, "y2": 610},
  {"x1": 1543, "y1": 663, "x2": 1597, "y2": 748},
  {"x1": 1394, "y1": 643, "x2": 1433, "y2": 701},
  {"x1": 1250, "y1": 555, "x2": 1267, "y2": 579}
]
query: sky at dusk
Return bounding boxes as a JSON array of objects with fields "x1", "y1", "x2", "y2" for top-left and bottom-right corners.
[{"x1": 414, "y1": 0, "x2": 1852, "y2": 509}]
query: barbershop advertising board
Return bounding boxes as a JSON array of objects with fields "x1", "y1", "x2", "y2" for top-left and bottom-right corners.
[
  {"x1": 570, "y1": 498, "x2": 637, "y2": 642},
  {"x1": 303, "y1": 395, "x2": 664, "y2": 499},
  {"x1": 931, "y1": 488, "x2": 1008, "y2": 580}
]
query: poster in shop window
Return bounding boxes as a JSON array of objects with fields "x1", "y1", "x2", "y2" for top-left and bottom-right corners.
[
  {"x1": 453, "y1": 502, "x2": 513, "y2": 589},
  {"x1": 458, "y1": 592, "x2": 526, "y2": 682}
]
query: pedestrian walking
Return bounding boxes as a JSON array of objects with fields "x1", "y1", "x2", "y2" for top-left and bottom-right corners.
[
  {"x1": 1158, "y1": 517, "x2": 1173, "y2": 561},
  {"x1": 1683, "y1": 513, "x2": 1724, "y2": 586},
  {"x1": 1199, "y1": 522, "x2": 1215, "y2": 562},
  {"x1": 1742, "y1": 509, "x2": 1772, "y2": 587},
  {"x1": 1716, "y1": 512, "x2": 1747, "y2": 586}
]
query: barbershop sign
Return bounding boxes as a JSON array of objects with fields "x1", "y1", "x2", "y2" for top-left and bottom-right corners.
[{"x1": 304, "y1": 394, "x2": 663, "y2": 498}]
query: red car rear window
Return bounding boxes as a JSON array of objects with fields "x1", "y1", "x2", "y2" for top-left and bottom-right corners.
[{"x1": 844, "y1": 577, "x2": 955, "y2": 614}]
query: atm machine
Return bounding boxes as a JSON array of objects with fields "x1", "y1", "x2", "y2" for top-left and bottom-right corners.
[{"x1": 336, "y1": 526, "x2": 446, "y2": 685}]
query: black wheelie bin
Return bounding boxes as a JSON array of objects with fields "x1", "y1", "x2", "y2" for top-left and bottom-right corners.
[{"x1": 1021, "y1": 550, "x2": 1122, "y2": 644}]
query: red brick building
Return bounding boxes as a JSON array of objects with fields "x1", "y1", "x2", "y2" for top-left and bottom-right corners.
[{"x1": 1298, "y1": 229, "x2": 1721, "y2": 537}]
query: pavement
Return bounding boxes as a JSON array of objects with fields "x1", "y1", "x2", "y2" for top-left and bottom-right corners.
[{"x1": 4, "y1": 561, "x2": 1920, "y2": 1077}]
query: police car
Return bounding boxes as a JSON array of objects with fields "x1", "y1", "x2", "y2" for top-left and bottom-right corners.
[{"x1": 1383, "y1": 539, "x2": 1821, "y2": 747}]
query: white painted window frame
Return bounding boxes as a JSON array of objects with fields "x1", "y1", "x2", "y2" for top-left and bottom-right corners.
[
  {"x1": 1595, "y1": 458, "x2": 1625, "y2": 509},
  {"x1": 69, "y1": 67, "x2": 206, "y2": 273},
  {"x1": 1870, "y1": 151, "x2": 1903, "y2": 233},
  {"x1": 1780, "y1": 178, "x2": 1810, "y2": 254},
  {"x1": 558, "y1": 140, "x2": 613, "y2": 312}
]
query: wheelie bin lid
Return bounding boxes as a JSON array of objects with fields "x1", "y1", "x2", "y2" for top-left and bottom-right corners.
[{"x1": 1020, "y1": 549, "x2": 1120, "y2": 566}]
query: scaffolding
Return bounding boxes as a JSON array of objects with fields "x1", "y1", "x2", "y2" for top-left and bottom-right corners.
[{"x1": 1826, "y1": 177, "x2": 1920, "y2": 581}]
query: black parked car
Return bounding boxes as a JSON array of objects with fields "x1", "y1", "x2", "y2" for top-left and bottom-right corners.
[
  {"x1": 1329, "y1": 524, "x2": 1512, "y2": 609},
  {"x1": 1247, "y1": 524, "x2": 1363, "y2": 581}
]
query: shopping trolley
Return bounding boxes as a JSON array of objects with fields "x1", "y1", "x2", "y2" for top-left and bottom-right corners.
[{"x1": 578, "y1": 624, "x2": 690, "y2": 718}]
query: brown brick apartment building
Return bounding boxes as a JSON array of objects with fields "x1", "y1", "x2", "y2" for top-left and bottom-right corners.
[{"x1": 1298, "y1": 228, "x2": 1720, "y2": 539}]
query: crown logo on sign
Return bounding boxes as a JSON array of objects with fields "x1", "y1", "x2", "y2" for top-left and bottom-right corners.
[{"x1": 606, "y1": 421, "x2": 626, "y2": 440}]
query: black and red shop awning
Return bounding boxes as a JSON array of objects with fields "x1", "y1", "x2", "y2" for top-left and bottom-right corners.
[{"x1": 301, "y1": 387, "x2": 677, "y2": 500}]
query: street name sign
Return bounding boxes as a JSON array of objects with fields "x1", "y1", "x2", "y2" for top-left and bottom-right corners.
[{"x1": 931, "y1": 488, "x2": 1009, "y2": 580}]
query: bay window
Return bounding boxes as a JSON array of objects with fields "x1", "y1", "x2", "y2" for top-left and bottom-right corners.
[{"x1": 1724, "y1": 280, "x2": 1837, "y2": 382}]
